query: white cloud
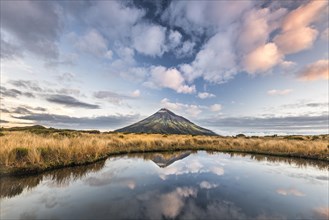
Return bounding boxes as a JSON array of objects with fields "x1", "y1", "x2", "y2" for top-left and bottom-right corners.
[
  {"x1": 162, "y1": 1, "x2": 253, "y2": 36},
  {"x1": 132, "y1": 23, "x2": 167, "y2": 57},
  {"x1": 210, "y1": 104, "x2": 222, "y2": 112},
  {"x1": 197, "y1": 92, "x2": 215, "y2": 99},
  {"x1": 186, "y1": 105, "x2": 202, "y2": 117},
  {"x1": 181, "y1": 31, "x2": 237, "y2": 84},
  {"x1": 267, "y1": 89, "x2": 293, "y2": 96},
  {"x1": 175, "y1": 40, "x2": 195, "y2": 58},
  {"x1": 168, "y1": 30, "x2": 182, "y2": 48},
  {"x1": 160, "y1": 98, "x2": 203, "y2": 117},
  {"x1": 105, "y1": 50, "x2": 113, "y2": 60},
  {"x1": 280, "y1": 61, "x2": 297, "y2": 70},
  {"x1": 86, "y1": 1, "x2": 145, "y2": 40},
  {"x1": 147, "y1": 66, "x2": 196, "y2": 94},
  {"x1": 75, "y1": 29, "x2": 109, "y2": 57},
  {"x1": 131, "y1": 89, "x2": 140, "y2": 97}
]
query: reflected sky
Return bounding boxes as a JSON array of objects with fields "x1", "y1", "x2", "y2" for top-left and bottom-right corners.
[{"x1": 1, "y1": 151, "x2": 328, "y2": 220}]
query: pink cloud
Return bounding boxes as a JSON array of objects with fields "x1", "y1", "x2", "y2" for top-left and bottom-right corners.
[
  {"x1": 298, "y1": 59, "x2": 329, "y2": 81},
  {"x1": 274, "y1": 1, "x2": 327, "y2": 54},
  {"x1": 267, "y1": 89, "x2": 293, "y2": 96},
  {"x1": 243, "y1": 43, "x2": 283, "y2": 74}
]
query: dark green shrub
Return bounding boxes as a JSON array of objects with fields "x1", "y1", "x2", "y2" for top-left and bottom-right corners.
[{"x1": 12, "y1": 147, "x2": 29, "y2": 160}]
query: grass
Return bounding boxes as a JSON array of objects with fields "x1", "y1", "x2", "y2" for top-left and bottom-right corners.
[{"x1": 0, "y1": 128, "x2": 328, "y2": 176}]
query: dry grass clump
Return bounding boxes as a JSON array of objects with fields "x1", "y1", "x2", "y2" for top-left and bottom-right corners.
[{"x1": 0, "y1": 131, "x2": 328, "y2": 175}]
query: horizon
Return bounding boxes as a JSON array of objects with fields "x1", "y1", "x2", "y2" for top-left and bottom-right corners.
[{"x1": 1, "y1": 0, "x2": 328, "y2": 135}]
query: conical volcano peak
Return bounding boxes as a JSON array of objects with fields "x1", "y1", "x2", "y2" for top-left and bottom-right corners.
[
  {"x1": 157, "y1": 108, "x2": 174, "y2": 114},
  {"x1": 115, "y1": 108, "x2": 217, "y2": 136}
]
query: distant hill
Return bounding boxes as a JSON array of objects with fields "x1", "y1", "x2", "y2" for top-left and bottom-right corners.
[{"x1": 115, "y1": 108, "x2": 217, "y2": 136}]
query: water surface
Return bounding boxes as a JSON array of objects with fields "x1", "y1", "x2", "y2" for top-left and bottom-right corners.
[{"x1": 1, "y1": 151, "x2": 328, "y2": 219}]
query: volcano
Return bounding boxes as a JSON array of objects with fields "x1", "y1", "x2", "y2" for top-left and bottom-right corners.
[{"x1": 115, "y1": 108, "x2": 216, "y2": 136}]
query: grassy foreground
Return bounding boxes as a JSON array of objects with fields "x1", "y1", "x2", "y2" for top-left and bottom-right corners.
[{"x1": 0, "y1": 127, "x2": 328, "y2": 176}]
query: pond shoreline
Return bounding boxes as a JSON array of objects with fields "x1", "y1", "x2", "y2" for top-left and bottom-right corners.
[
  {"x1": 1, "y1": 148, "x2": 328, "y2": 177},
  {"x1": 1, "y1": 131, "x2": 328, "y2": 177}
]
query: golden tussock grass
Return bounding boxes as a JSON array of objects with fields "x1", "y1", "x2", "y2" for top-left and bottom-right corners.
[{"x1": 0, "y1": 131, "x2": 328, "y2": 175}]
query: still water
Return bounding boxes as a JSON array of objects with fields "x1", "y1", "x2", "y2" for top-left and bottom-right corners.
[{"x1": 1, "y1": 151, "x2": 328, "y2": 219}]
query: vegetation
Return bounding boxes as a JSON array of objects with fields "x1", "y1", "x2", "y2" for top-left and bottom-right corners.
[{"x1": 0, "y1": 127, "x2": 328, "y2": 176}]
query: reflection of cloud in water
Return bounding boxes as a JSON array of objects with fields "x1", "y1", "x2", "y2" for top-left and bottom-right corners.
[
  {"x1": 313, "y1": 207, "x2": 329, "y2": 219},
  {"x1": 39, "y1": 194, "x2": 58, "y2": 208},
  {"x1": 180, "y1": 200, "x2": 247, "y2": 220},
  {"x1": 84, "y1": 176, "x2": 136, "y2": 189},
  {"x1": 138, "y1": 187, "x2": 198, "y2": 219},
  {"x1": 158, "y1": 155, "x2": 225, "y2": 179},
  {"x1": 276, "y1": 188, "x2": 305, "y2": 196},
  {"x1": 200, "y1": 181, "x2": 218, "y2": 189},
  {"x1": 210, "y1": 166, "x2": 224, "y2": 176}
]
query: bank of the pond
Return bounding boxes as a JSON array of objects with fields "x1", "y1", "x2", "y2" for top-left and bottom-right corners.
[{"x1": 1, "y1": 131, "x2": 328, "y2": 176}]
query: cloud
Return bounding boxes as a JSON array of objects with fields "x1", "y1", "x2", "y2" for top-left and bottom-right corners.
[
  {"x1": 197, "y1": 92, "x2": 215, "y2": 99},
  {"x1": 0, "y1": 1, "x2": 61, "y2": 59},
  {"x1": 243, "y1": 43, "x2": 283, "y2": 74},
  {"x1": 46, "y1": 95, "x2": 99, "y2": 109},
  {"x1": 199, "y1": 114, "x2": 329, "y2": 133},
  {"x1": 298, "y1": 59, "x2": 329, "y2": 81},
  {"x1": 56, "y1": 72, "x2": 76, "y2": 83},
  {"x1": 131, "y1": 90, "x2": 140, "y2": 98},
  {"x1": 280, "y1": 61, "x2": 297, "y2": 70},
  {"x1": 168, "y1": 30, "x2": 182, "y2": 48},
  {"x1": 175, "y1": 40, "x2": 196, "y2": 58},
  {"x1": 74, "y1": 29, "x2": 112, "y2": 58},
  {"x1": 132, "y1": 23, "x2": 167, "y2": 57},
  {"x1": 12, "y1": 113, "x2": 140, "y2": 130},
  {"x1": 0, "y1": 87, "x2": 34, "y2": 98},
  {"x1": 84, "y1": 1, "x2": 145, "y2": 41},
  {"x1": 3, "y1": 105, "x2": 47, "y2": 115},
  {"x1": 94, "y1": 90, "x2": 139, "y2": 105},
  {"x1": 147, "y1": 66, "x2": 196, "y2": 94},
  {"x1": 56, "y1": 88, "x2": 81, "y2": 96},
  {"x1": 321, "y1": 28, "x2": 329, "y2": 41},
  {"x1": 274, "y1": 1, "x2": 327, "y2": 54},
  {"x1": 162, "y1": 1, "x2": 253, "y2": 36},
  {"x1": 274, "y1": 27, "x2": 318, "y2": 54},
  {"x1": 267, "y1": 89, "x2": 293, "y2": 96},
  {"x1": 237, "y1": 8, "x2": 286, "y2": 54},
  {"x1": 160, "y1": 98, "x2": 203, "y2": 117},
  {"x1": 210, "y1": 104, "x2": 222, "y2": 112},
  {"x1": 181, "y1": 30, "x2": 237, "y2": 83},
  {"x1": 0, "y1": 37, "x2": 22, "y2": 59},
  {"x1": 9, "y1": 80, "x2": 42, "y2": 92}
]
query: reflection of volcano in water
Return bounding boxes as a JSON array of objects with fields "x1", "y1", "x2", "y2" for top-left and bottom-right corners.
[{"x1": 148, "y1": 151, "x2": 191, "y2": 168}]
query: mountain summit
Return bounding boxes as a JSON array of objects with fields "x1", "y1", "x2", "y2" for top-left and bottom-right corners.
[{"x1": 115, "y1": 108, "x2": 217, "y2": 136}]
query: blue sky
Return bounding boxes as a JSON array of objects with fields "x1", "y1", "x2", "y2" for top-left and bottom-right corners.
[{"x1": 1, "y1": 0, "x2": 328, "y2": 135}]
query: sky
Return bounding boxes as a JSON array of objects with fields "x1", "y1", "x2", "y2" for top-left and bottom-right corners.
[{"x1": 0, "y1": 0, "x2": 328, "y2": 135}]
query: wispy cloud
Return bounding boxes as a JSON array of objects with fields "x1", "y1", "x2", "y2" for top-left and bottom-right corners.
[
  {"x1": 46, "y1": 95, "x2": 99, "y2": 109},
  {"x1": 267, "y1": 89, "x2": 293, "y2": 96},
  {"x1": 12, "y1": 113, "x2": 140, "y2": 130},
  {"x1": 197, "y1": 92, "x2": 215, "y2": 99},
  {"x1": 298, "y1": 59, "x2": 329, "y2": 81},
  {"x1": 1, "y1": 87, "x2": 34, "y2": 98}
]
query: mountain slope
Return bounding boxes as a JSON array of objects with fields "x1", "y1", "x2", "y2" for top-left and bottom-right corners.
[{"x1": 115, "y1": 108, "x2": 217, "y2": 136}]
